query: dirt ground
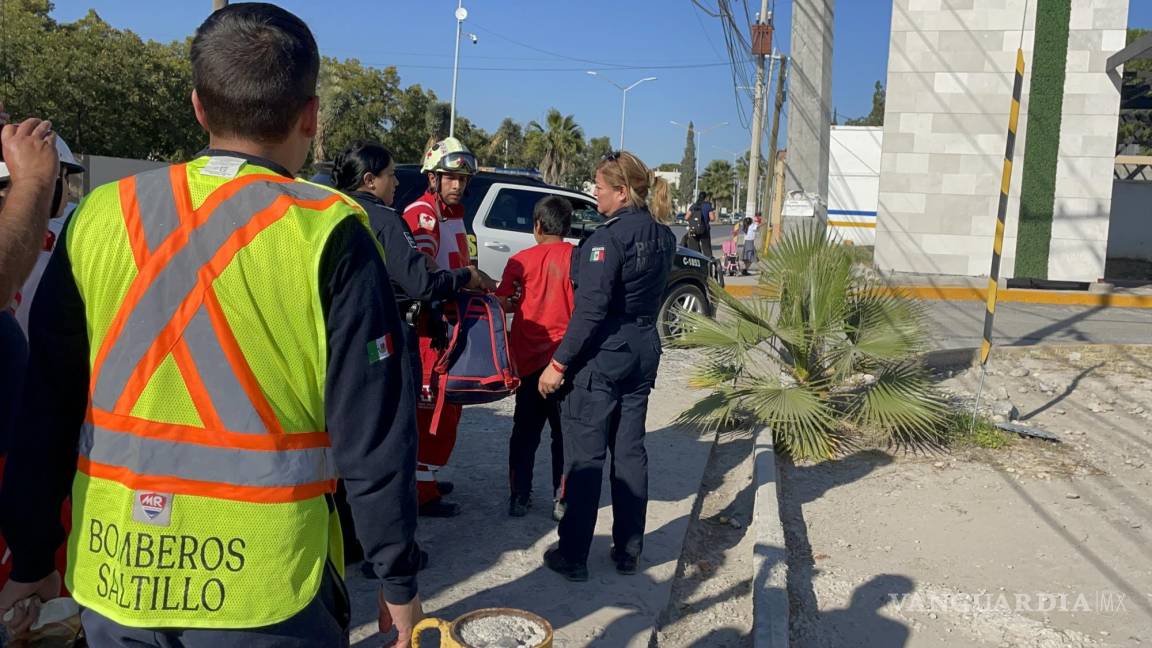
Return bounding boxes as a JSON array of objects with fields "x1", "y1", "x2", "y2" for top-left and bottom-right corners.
[
  {"x1": 785, "y1": 346, "x2": 1152, "y2": 647},
  {"x1": 655, "y1": 429, "x2": 756, "y2": 648}
]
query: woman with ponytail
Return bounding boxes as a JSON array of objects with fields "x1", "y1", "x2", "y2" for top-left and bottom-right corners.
[{"x1": 537, "y1": 150, "x2": 677, "y2": 581}]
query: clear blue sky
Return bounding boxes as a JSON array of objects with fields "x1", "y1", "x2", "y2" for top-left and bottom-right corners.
[{"x1": 49, "y1": 1, "x2": 1152, "y2": 167}]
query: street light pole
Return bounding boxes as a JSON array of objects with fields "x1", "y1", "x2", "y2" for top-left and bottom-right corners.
[
  {"x1": 449, "y1": 1, "x2": 468, "y2": 138},
  {"x1": 587, "y1": 72, "x2": 656, "y2": 150}
]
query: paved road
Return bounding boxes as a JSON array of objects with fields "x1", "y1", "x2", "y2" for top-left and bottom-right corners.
[{"x1": 921, "y1": 300, "x2": 1152, "y2": 349}]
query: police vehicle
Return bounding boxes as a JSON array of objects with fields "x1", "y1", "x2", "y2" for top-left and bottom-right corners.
[{"x1": 316, "y1": 164, "x2": 721, "y2": 337}]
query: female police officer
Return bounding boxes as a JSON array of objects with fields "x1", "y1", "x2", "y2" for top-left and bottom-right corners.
[
  {"x1": 538, "y1": 151, "x2": 676, "y2": 581},
  {"x1": 331, "y1": 141, "x2": 495, "y2": 568}
]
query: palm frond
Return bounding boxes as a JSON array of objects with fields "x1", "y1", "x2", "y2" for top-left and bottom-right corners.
[
  {"x1": 846, "y1": 361, "x2": 946, "y2": 444},
  {"x1": 675, "y1": 387, "x2": 743, "y2": 433},
  {"x1": 739, "y1": 381, "x2": 840, "y2": 460},
  {"x1": 687, "y1": 356, "x2": 743, "y2": 389}
]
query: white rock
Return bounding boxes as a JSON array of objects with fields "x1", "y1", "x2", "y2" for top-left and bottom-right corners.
[{"x1": 1009, "y1": 368, "x2": 1030, "y2": 378}]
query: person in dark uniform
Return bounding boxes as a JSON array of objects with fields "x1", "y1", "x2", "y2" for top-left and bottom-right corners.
[
  {"x1": 537, "y1": 150, "x2": 676, "y2": 581},
  {"x1": 330, "y1": 141, "x2": 498, "y2": 566}
]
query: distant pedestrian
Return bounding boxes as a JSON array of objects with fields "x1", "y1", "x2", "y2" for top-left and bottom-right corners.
[
  {"x1": 538, "y1": 151, "x2": 677, "y2": 582},
  {"x1": 741, "y1": 216, "x2": 759, "y2": 274},
  {"x1": 495, "y1": 195, "x2": 575, "y2": 520},
  {"x1": 684, "y1": 191, "x2": 715, "y2": 258}
]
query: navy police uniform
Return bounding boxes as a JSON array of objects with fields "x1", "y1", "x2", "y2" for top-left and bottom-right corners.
[
  {"x1": 551, "y1": 205, "x2": 677, "y2": 564},
  {"x1": 337, "y1": 191, "x2": 472, "y2": 563}
]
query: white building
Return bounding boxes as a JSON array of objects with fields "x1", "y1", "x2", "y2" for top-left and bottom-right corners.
[
  {"x1": 874, "y1": 0, "x2": 1129, "y2": 282},
  {"x1": 827, "y1": 126, "x2": 883, "y2": 246}
]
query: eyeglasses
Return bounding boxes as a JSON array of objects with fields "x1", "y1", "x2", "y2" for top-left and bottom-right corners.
[{"x1": 601, "y1": 151, "x2": 620, "y2": 162}]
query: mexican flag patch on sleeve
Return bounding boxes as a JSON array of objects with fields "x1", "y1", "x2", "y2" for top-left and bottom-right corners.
[
  {"x1": 366, "y1": 334, "x2": 393, "y2": 364},
  {"x1": 589, "y1": 246, "x2": 606, "y2": 262}
]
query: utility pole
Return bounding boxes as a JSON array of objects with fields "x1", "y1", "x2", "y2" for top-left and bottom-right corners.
[
  {"x1": 743, "y1": 1, "x2": 773, "y2": 219},
  {"x1": 762, "y1": 56, "x2": 788, "y2": 245},
  {"x1": 212, "y1": 0, "x2": 227, "y2": 10}
]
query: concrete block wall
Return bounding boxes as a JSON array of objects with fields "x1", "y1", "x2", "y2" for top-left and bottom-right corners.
[
  {"x1": 1048, "y1": 1, "x2": 1127, "y2": 281},
  {"x1": 875, "y1": 0, "x2": 1128, "y2": 281}
]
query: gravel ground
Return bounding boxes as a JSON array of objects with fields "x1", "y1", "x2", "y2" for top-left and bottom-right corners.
[
  {"x1": 784, "y1": 346, "x2": 1152, "y2": 647},
  {"x1": 346, "y1": 349, "x2": 713, "y2": 647}
]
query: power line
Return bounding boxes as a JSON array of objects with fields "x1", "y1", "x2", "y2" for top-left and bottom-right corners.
[{"x1": 469, "y1": 21, "x2": 636, "y2": 69}]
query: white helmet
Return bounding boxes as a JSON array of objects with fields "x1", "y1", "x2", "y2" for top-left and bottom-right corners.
[{"x1": 0, "y1": 135, "x2": 85, "y2": 182}]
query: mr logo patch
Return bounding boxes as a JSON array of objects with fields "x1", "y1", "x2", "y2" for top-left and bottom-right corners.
[{"x1": 132, "y1": 491, "x2": 174, "y2": 527}]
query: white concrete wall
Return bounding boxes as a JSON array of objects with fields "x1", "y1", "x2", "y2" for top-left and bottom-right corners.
[
  {"x1": 875, "y1": 0, "x2": 1128, "y2": 281},
  {"x1": 827, "y1": 126, "x2": 882, "y2": 245},
  {"x1": 1107, "y1": 180, "x2": 1152, "y2": 262},
  {"x1": 1048, "y1": 1, "x2": 1128, "y2": 281}
]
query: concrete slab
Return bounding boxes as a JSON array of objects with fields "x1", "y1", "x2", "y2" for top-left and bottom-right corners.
[{"x1": 345, "y1": 350, "x2": 712, "y2": 647}]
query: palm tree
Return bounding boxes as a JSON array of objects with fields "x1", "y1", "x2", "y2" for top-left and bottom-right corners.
[
  {"x1": 527, "y1": 109, "x2": 585, "y2": 186},
  {"x1": 670, "y1": 224, "x2": 945, "y2": 460}
]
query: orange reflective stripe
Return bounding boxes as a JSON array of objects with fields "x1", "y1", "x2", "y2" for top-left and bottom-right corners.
[
  {"x1": 169, "y1": 164, "x2": 194, "y2": 227},
  {"x1": 114, "y1": 192, "x2": 343, "y2": 422},
  {"x1": 88, "y1": 408, "x2": 329, "y2": 450},
  {"x1": 203, "y1": 286, "x2": 286, "y2": 436},
  {"x1": 170, "y1": 338, "x2": 226, "y2": 430},
  {"x1": 118, "y1": 176, "x2": 149, "y2": 269},
  {"x1": 78, "y1": 457, "x2": 336, "y2": 504},
  {"x1": 90, "y1": 173, "x2": 290, "y2": 399}
]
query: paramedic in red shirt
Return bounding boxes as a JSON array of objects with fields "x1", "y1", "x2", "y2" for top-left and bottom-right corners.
[
  {"x1": 402, "y1": 137, "x2": 478, "y2": 516},
  {"x1": 496, "y1": 196, "x2": 575, "y2": 521}
]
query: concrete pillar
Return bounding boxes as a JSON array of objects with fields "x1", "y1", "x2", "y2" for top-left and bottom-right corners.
[{"x1": 784, "y1": 0, "x2": 834, "y2": 214}]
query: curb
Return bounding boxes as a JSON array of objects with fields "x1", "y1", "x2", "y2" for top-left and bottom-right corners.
[
  {"x1": 751, "y1": 426, "x2": 789, "y2": 648},
  {"x1": 723, "y1": 283, "x2": 1152, "y2": 308}
]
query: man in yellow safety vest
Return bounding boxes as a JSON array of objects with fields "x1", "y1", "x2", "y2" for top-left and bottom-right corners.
[{"x1": 0, "y1": 4, "x2": 423, "y2": 646}]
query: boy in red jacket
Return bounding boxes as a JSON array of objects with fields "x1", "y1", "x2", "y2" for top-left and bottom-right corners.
[{"x1": 496, "y1": 196, "x2": 574, "y2": 519}]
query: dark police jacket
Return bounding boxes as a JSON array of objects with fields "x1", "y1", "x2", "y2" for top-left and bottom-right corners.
[
  {"x1": 349, "y1": 191, "x2": 471, "y2": 305},
  {"x1": 553, "y1": 206, "x2": 677, "y2": 380}
]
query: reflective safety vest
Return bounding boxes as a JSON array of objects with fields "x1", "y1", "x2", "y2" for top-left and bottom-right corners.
[{"x1": 63, "y1": 156, "x2": 369, "y2": 629}]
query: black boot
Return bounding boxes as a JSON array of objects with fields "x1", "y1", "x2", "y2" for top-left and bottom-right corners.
[
  {"x1": 508, "y1": 493, "x2": 530, "y2": 517},
  {"x1": 543, "y1": 547, "x2": 588, "y2": 582},
  {"x1": 418, "y1": 498, "x2": 461, "y2": 518},
  {"x1": 611, "y1": 547, "x2": 639, "y2": 575}
]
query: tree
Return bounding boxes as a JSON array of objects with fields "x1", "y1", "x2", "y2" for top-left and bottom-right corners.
[
  {"x1": 699, "y1": 159, "x2": 735, "y2": 208},
  {"x1": 672, "y1": 224, "x2": 945, "y2": 460},
  {"x1": 845, "y1": 81, "x2": 886, "y2": 127},
  {"x1": 484, "y1": 118, "x2": 527, "y2": 167},
  {"x1": 384, "y1": 84, "x2": 439, "y2": 163},
  {"x1": 678, "y1": 122, "x2": 696, "y2": 206},
  {"x1": 1118, "y1": 29, "x2": 1152, "y2": 154},
  {"x1": 657, "y1": 162, "x2": 680, "y2": 172},
  {"x1": 526, "y1": 109, "x2": 585, "y2": 187},
  {"x1": 0, "y1": 3, "x2": 203, "y2": 160},
  {"x1": 314, "y1": 57, "x2": 401, "y2": 162},
  {"x1": 569, "y1": 135, "x2": 612, "y2": 188}
]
